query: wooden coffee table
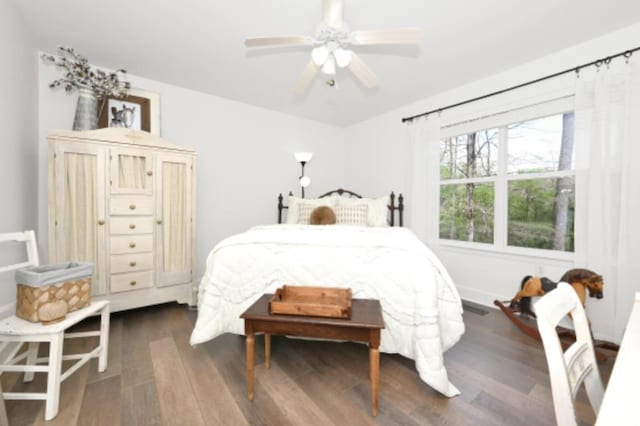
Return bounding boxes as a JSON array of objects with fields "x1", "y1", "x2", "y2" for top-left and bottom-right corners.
[{"x1": 240, "y1": 294, "x2": 385, "y2": 416}]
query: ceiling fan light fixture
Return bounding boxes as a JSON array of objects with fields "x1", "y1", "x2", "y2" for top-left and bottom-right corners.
[
  {"x1": 326, "y1": 40, "x2": 340, "y2": 51},
  {"x1": 333, "y1": 48, "x2": 352, "y2": 68},
  {"x1": 312, "y1": 45, "x2": 330, "y2": 66},
  {"x1": 245, "y1": 0, "x2": 422, "y2": 94},
  {"x1": 321, "y1": 56, "x2": 336, "y2": 75}
]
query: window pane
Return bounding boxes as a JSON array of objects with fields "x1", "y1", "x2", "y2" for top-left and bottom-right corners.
[
  {"x1": 507, "y1": 112, "x2": 575, "y2": 174},
  {"x1": 440, "y1": 129, "x2": 499, "y2": 180},
  {"x1": 440, "y1": 183, "x2": 494, "y2": 243},
  {"x1": 508, "y1": 177, "x2": 574, "y2": 251}
]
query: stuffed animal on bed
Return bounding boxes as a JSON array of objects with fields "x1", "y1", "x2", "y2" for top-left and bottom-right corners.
[
  {"x1": 510, "y1": 268, "x2": 604, "y2": 317},
  {"x1": 310, "y1": 206, "x2": 336, "y2": 225}
]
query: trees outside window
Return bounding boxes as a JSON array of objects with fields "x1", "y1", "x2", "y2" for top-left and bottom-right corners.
[
  {"x1": 439, "y1": 112, "x2": 575, "y2": 252},
  {"x1": 440, "y1": 129, "x2": 497, "y2": 243}
]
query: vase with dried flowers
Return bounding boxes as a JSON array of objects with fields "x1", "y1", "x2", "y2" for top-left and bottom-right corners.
[{"x1": 41, "y1": 46, "x2": 131, "y2": 131}]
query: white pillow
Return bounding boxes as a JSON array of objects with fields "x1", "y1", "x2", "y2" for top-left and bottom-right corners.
[
  {"x1": 336, "y1": 196, "x2": 389, "y2": 227},
  {"x1": 298, "y1": 204, "x2": 319, "y2": 224},
  {"x1": 286, "y1": 196, "x2": 336, "y2": 224},
  {"x1": 335, "y1": 205, "x2": 369, "y2": 226}
]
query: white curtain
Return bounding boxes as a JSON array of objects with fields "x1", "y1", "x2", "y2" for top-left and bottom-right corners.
[
  {"x1": 118, "y1": 154, "x2": 146, "y2": 189},
  {"x1": 406, "y1": 115, "x2": 441, "y2": 243},
  {"x1": 163, "y1": 162, "x2": 187, "y2": 272},
  {"x1": 63, "y1": 153, "x2": 98, "y2": 278},
  {"x1": 574, "y1": 62, "x2": 640, "y2": 342}
]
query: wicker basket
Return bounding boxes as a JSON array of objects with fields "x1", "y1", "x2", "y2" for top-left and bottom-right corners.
[{"x1": 15, "y1": 262, "x2": 93, "y2": 324}]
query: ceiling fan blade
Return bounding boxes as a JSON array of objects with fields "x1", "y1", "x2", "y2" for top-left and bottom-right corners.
[
  {"x1": 323, "y1": 0, "x2": 343, "y2": 28},
  {"x1": 351, "y1": 28, "x2": 423, "y2": 45},
  {"x1": 244, "y1": 36, "x2": 312, "y2": 48},
  {"x1": 294, "y1": 60, "x2": 319, "y2": 95},
  {"x1": 348, "y1": 53, "x2": 378, "y2": 88}
]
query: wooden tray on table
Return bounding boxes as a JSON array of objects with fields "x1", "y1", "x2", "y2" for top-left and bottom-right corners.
[{"x1": 269, "y1": 285, "x2": 352, "y2": 319}]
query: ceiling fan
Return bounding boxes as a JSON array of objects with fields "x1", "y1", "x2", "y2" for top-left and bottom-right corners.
[{"x1": 244, "y1": 0, "x2": 422, "y2": 94}]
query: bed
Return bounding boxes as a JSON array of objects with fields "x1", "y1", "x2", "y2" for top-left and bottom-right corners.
[{"x1": 190, "y1": 189, "x2": 465, "y2": 397}]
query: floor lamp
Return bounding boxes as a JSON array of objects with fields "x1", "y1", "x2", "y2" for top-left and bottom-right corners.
[{"x1": 294, "y1": 152, "x2": 312, "y2": 198}]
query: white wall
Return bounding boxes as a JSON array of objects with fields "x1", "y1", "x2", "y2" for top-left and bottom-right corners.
[
  {"x1": 0, "y1": 0, "x2": 38, "y2": 311},
  {"x1": 344, "y1": 23, "x2": 640, "y2": 342},
  {"x1": 38, "y1": 65, "x2": 346, "y2": 279}
]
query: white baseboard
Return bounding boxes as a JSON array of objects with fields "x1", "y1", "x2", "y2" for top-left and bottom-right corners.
[{"x1": 456, "y1": 285, "x2": 506, "y2": 310}]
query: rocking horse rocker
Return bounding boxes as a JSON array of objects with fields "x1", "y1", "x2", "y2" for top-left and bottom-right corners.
[{"x1": 494, "y1": 268, "x2": 619, "y2": 361}]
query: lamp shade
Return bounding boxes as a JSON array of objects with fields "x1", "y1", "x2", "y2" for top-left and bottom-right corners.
[
  {"x1": 294, "y1": 152, "x2": 313, "y2": 163},
  {"x1": 311, "y1": 46, "x2": 330, "y2": 66},
  {"x1": 299, "y1": 176, "x2": 311, "y2": 187},
  {"x1": 333, "y1": 48, "x2": 352, "y2": 68},
  {"x1": 320, "y1": 56, "x2": 336, "y2": 75}
]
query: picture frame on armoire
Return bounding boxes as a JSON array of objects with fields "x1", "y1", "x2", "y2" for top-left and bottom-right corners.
[{"x1": 98, "y1": 88, "x2": 160, "y2": 135}]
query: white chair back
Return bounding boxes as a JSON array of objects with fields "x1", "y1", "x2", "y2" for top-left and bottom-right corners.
[
  {"x1": 0, "y1": 231, "x2": 40, "y2": 362},
  {"x1": 0, "y1": 231, "x2": 40, "y2": 274},
  {"x1": 0, "y1": 230, "x2": 39, "y2": 319},
  {"x1": 535, "y1": 282, "x2": 604, "y2": 426}
]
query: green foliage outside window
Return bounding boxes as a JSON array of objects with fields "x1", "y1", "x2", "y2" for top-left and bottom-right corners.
[
  {"x1": 438, "y1": 112, "x2": 575, "y2": 252},
  {"x1": 508, "y1": 178, "x2": 575, "y2": 251},
  {"x1": 440, "y1": 183, "x2": 494, "y2": 243}
]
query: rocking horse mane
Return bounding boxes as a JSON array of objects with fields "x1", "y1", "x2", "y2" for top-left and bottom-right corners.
[{"x1": 560, "y1": 268, "x2": 604, "y2": 299}]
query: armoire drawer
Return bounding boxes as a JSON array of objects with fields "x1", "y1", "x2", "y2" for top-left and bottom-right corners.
[
  {"x1": 110, "y1": 253, "x2": 154, "y2": 274},
  {"x1": 110, "y1": 271, "x2": 154, "y2": 293},
  {"x1": 110, "y1": 198, "x2": 153, "y2": 216},
  {"x1": 110, "y1": 217, "x2": 153, "y2": 235},
  {"x1": 110, "y1": 235, "x2": 153, "y2": 255}
]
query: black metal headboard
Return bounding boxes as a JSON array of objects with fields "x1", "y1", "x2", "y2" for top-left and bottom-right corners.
[{"x1": 277, "y1": 188, "x2": 404, "y2": 226}]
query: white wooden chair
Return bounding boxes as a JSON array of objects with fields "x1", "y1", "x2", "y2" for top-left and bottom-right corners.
[
  {"x1": 535, "y1": 282, "x2": 605, "y2": 426},
  {"x1": 0, "y1": 231, "x2": 110, "y2": 421}
]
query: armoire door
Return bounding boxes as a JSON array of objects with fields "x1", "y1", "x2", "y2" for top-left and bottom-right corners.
[
  {"x1": 52, "y1": 142, "x2": 108, "y2": 295},
  {"x1": 109, "y1": 148, "x2": 154, "y2": 195},
  {"x1": 155, "y1": 153, "x2": 193, "y2": 287}
]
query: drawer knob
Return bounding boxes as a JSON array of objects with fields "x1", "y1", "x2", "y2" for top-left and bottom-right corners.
[
  {"x1": 129, "y1": 224, "x2": 136, "y2": 230},
  {"x1": 130, "y1": 281, "x2": 137, "y2": 286},
  {"x1": 129, "y1": 204, "x2": 136, "y2": 210},
  {"x1": 130, "y1": 261, "x2": 137, "y2": 267},
  {"x1": 156, "y1": 219, "x2": 163, "y2": 225},
  {"x1": 147, "y1": 171, "x2": 153, "y2": 176},
  {"x1": 98, "y1": 220, "x2": 105, "y2": 226},
  {"x1": 129, "y1": 242, "x2": 136, "y2": 248}
]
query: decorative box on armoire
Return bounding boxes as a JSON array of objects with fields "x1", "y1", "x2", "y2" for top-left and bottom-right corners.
[{"x1": 48, "y1": 129, "x2": 197, "y2": 311}]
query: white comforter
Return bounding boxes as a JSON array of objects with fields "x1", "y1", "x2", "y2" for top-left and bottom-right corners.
[{"x1": 190, "y1": 225, "x2": 465, "y2": 397}]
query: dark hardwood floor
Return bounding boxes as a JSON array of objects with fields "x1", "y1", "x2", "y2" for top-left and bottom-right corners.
[{"x1": 1, "y1": 303, "x2": 615, "y2": 425}]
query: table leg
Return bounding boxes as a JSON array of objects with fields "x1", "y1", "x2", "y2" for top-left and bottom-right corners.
[
  {"x1": 246, "y1": 334, "x2": 255, "y2": 401},
  {"x1": 370, "y1": 346, "x2": 379, "y2": 417},
  {"x1": 265, "y1": 333, "x2": 271, "y2": 369}
]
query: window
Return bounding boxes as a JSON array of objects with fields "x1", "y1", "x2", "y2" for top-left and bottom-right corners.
[
  {"x1": 440, "y1": 129, "x2": 498, "y2": 244},
  {"x1": 439, "y1": 111, "x2": 575, "y2": 252}
]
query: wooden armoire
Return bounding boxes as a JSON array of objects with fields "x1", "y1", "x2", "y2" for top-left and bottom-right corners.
[{"x1": 48, "y1": 129, "x2": 197, "y2": 311}]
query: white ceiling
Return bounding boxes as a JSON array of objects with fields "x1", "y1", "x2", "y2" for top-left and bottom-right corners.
[{"x1": 13, "y1": 0, "x2": 640, "y2": 126}]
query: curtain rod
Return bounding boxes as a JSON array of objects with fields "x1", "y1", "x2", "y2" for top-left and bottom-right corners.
[{"x1": 401, "y1": 46, "x2": 640, "y2": 123}]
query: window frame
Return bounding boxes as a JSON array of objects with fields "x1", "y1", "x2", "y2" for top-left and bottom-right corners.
[{"x1": 437, "y1": 98, "x2": 576, "y2": 260}]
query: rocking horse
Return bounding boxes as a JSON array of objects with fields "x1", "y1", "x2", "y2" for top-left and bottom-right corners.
[{"x1": 494, "y1": 268, "x2": 618, "y2": 361}]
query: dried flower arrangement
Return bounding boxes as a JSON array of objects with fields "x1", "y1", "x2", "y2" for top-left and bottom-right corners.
[{"x1": 41, "y1": 46, "x2": 131, "y2": 98}]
